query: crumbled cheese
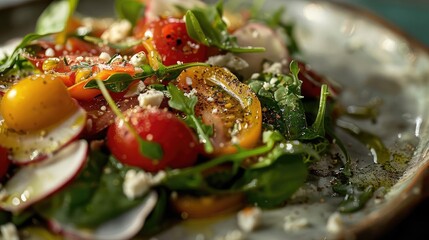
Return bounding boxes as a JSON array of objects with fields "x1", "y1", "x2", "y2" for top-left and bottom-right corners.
[
  {"x1": 250, "y1": 73, "x2": 260, "y2": 79},
  {"x1": 212, "y1": 108, "x2": 219, "y2": 114},
  {"x1": 44, "y1": 48, "x2": 55, "y2": 57},
  {"x1": 214, "y1": 230, "x2": 244, "y2": 240},
  {"x1": 326, "y1": 212, "x2": 343, "y2": 233},
  {"x1": 138, "y1": 89, "x2": 165, "y2": 108},
  {"x1": 101, "y1": 19, "x2": 132, "y2": 43},
  {"x1": 75, "y1": 56, "x2": 84, "y2": 62},
  {"x1": 284, "y1": 215, "x2": 310, "y2": 231},
  {"x1": 0, "y1": 223, "x2": 19, "y2": 240},
  {"x1": 124, "y1": 81, "x2": 146, "y2": 98},
  {"x1": 99, "y1": 52, "x2": 111, "y2": 62},
  {"x1": 205, "y1": 53, "x2": 249, "y2": 71},
  {"x1": 130, "y1": 51, "x2": 148, "y2": 67},
  {"x1": 185, "y1": 77, "x2": 193, "y2": 86},
  {"x1": 122, "y1": 170, "x2": 166, "y2": 200},
  {"x1": 237, "y1": 207, "x2": 262, "y2": 232},
  {"x1": 263, "y1": 62, "x2": 284, "y2": 75},
  {"x1": 184, "y1": 88, "x2": 198, "y2": 98},
  {"x1": 262, "y1": 82, "x2": 272, "y2": 90}
]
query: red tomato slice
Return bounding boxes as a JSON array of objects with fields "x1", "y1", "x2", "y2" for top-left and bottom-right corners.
[
  {"x1": 135, "y1": 18, "x2": 209, "y2": 66},
  {"x1": 107, "y1": 107, "x2": 199, "y2": 172}
]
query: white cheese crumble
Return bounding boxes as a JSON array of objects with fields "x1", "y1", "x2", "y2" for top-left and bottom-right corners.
[
  {"x1": 138, "y1": 89, "x2": 165, "y2": 108},
  {"x1": 237, "y1": 207, "x2": 262, "y2": 232},
  {"x1": 130, "y1": 51, "x2": 148, "y2": 67},
  {"x1": 122, "y1": 169, "x2": 166, "y2": 200},
  {"x1": 262, "y1": 62, "x2": 284, "y2": 75},
  {"x1": 44, "y1": 48, "x2": 55, "y2": 57},
  {"x1": 0, "y1": 223, "x2": 19, "y2": 240},
  {"x1": 326, "y1": 212, "x2": 344, "y2": 233},
  {"x1": 284, "y1": 215, "x2": 310, "y2": 231},
  {"x1": 184, "y1": 88, "x2": 198, "y2": 98},
  {"x1": 205, "y1": 53, "x2": 249, "y2": 71},
  {"x1": 124, "y1": 81, "x2": 146, "y2": 98},
  {"x1": 98, "y1": 52, "x2": 111, "y2": 62},
  {"x1": 101, "y1": 19, "x2": 132, "y2": 44}
]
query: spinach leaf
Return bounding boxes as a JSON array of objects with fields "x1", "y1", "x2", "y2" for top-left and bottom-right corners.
[
  {"x1": 115, "y1": 0, "x2": 144, "y2": 26},
  {"x1": 167, "y1": 84, "x2": 214, "y2": 153},
  {"x1": 185, "y1": 3, "x2": 265, "y2": 53},
  {"x1": 238, "y1": 155, "x2": 308, "y2": 208}
]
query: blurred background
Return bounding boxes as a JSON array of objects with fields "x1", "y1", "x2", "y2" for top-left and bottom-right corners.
[{"x1": 0, "y1": 0, "x2": 428, "y2": 239}]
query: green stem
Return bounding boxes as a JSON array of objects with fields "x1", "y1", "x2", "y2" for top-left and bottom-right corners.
[{"x1": 96, "y1": 80, "x2": 163, "y2": 160}]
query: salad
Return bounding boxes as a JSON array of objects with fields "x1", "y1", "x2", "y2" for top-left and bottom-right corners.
[{"x1": 0, "y1": 0, "x2": 411, "y2": 239}]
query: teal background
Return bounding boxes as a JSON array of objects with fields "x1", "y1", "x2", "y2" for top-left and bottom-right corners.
[{"x1": 340, "y1": 0, "x2": 429, "y2": 46}]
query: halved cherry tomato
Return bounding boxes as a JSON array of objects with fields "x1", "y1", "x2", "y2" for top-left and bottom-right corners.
[
  {"x1": 171, "y1": 193, "x2": 245, "y2": 219},
  {"x1": 135, "y1": 18, "x2": 209, "y2": 66},
  {"x1": 176, "y1": 66, "x2": 262, "y2": 155},
  {"x1": 107, "y1": 107, "x2": 199, "y2": 172}
]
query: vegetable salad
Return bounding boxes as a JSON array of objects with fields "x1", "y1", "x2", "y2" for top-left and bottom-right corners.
[{"x1": 0, "y1": 0, "x2": 391, "y2": 239}]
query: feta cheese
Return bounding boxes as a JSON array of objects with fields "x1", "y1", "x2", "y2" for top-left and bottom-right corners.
[
  {"x1": 284, "y1": 215, "x2": 310, "y2": 231},
  {"x1": 124, "y1": 81, "x2": 146, "y2": 98},
  {"x1": 237, "y1": 207, "x2": 262, "y2": 232},
  {"x1": 99, "y1": 52, "x2": 111, "y2": 62},
  {"x1": 44, "y1": 48, "x2": 55, "y2": 57},
  {"x1": 101, "y1": 19, "x2": 132, "y2": 43},
  {"x1": 184, "y1": 88, "x2": 198, "y2": 98},
  {"x1": 263, "y1": 62, "x2": 284, "y2": 75},
  {"x1": 326, "y1": 212, "x2": 343, "y2": 233},
  {"x1": 205, "y1": 53, "x2": 249, "y2": 71},
  {"x1": 138, "y1": 89, "x2": 164, "y2": 108},
  {"x1": 0, "y1": 223, "x2": 19, "y2": 240},
  {"x1": 122, "y1": 170, "x2": 166, "y2": 200},
  {"x1": 130, "y1": 51, "x2": 148, "y2": 67}
]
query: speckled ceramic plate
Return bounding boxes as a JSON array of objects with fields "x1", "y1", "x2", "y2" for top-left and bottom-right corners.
[
  {"x1": 151, "y1": 1, "x2": 429, "y2": 239},
  {"x1": 1, "y1": 1, "x2": 429, "y2": 240}
]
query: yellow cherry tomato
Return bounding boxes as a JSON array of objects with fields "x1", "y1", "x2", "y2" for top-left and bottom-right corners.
[
  {"x1": 177, "y1": 66, "x2": 262, "y2": 155},
  {"x1": 0, "y1": 74, "x2": 77, "y2": 132}
]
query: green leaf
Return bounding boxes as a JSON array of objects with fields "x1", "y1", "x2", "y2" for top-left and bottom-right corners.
[
  {"x1": 239, "y1": 155, "x2": 308, "y2": 208},
  {"x1": 115, "y1": 0, "x2": 144, "y2": 26},
  {"x1": 167, "y1": 84, "x2": 214, "y2": 153},
  {"x1": 85, "y1": 73, "x2": 135, "y2": 92},
  {"x1": 35, "y1": 0, "x2": 78, "y2": 34},
  {"x1": 0, "y1": 33, "x2": 51, "y2": 73},
  {"x1": 185, "y1": 8, "x2": 265, "y2": 53}
]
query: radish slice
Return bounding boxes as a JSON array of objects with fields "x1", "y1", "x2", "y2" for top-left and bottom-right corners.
[
  {"x1": 145, "y1": 0, "x2": 206, "y2": 22},
  {"x1": 50, "y1": 191, "x2": 158, "y2": 240},
  {"x1": 0, "y1": 107, "x2": 86, "y2": 165},
  {"x1": 233, "y1": 22, "x2": 289, "y2": 79},
  {"x1": 0, "y1": 140, "x2": 88, "y2": 212}
]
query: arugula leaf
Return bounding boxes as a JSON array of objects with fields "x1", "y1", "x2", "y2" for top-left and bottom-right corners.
[
  {"x1": 334, "y1": 184, "x2": 374, "y2": 213},
  {"x1": 0, "y1": 33, "x2": 51, "y2": 73},
  {"x1": 84, "y1": 62, "x2": 209, "y2": 92},
  {"x1": 35, "y1": 0, "x2": 78, "y2": 34},
  {"x1": 185, "y1": 6, "x2": 265, "y2": 53},
  {"x1": 115, "y1": 0, "x2": 144, "y2": 26},
  {"x1": 167, "y1": 84, "x2": 214, "y2": 154}
]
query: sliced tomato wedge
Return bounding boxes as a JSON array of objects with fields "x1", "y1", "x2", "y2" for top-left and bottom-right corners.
[{"x1": 176, "y1": 66, "x2": 262, "y2": 155}]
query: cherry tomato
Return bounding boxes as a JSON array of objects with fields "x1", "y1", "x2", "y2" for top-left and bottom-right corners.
[
  {"x1": 107, "y1": 107, "x2": 199, "y2": 172},
  {"x1": 176, "y1": 66, "x2": 262, "y2": 155},
  {"x1": 0, "y1": 74, "x2": 78, "y2": 132},
  {"x1": 135, "y1": 18, "x2": 209, "y2": 66},
  {"x1": 0, "y1": 146, "x2": 10, "y2": 180}
]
